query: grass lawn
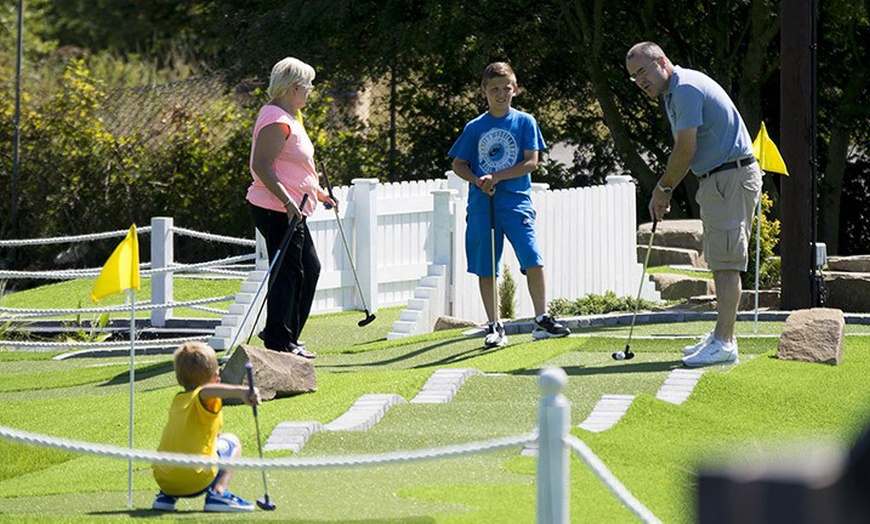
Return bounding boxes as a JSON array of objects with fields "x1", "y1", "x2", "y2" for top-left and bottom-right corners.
[{"x1": 2, "y1": 280, "x2": 870, "y2": 522}]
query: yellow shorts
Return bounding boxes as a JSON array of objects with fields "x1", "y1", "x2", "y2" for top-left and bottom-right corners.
[{"x1": 695, "y1": 164, "x2": 762, "y2": 271}]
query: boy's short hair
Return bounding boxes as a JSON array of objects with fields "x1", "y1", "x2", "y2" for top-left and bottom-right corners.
[
  {"x1": 268, "y1": 57, "x2": 316, "y2": 100},
  {"x1": 481, "y1": 62, "x2": 517, "y2": 88},
  {"x1": 173, "y1": 342, "x2": 219, "y2": 390}
]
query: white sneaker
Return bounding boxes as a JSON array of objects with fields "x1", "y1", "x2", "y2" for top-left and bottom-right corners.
[
  {"x1": 683, "y1": 332, "x2": 713, "y2": 356},
  {"x1": 484, "y1": 321, "x2": 508, "y2": 349},
  {"x1": 682, "y1": 337, "x2": 738, "y2": 367}
]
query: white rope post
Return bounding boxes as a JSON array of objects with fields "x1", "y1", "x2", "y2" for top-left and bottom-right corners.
[
  {"x1": 150, "y1": 217, "x2": 174, "y2": 327},
  {"x1": 537, "y1": 367, "x2": 570, "y2": 524}
]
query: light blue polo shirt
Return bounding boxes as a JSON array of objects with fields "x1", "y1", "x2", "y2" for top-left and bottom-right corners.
[{"x1": 663, "y1": 66, "x2": 753, "y2": 175}]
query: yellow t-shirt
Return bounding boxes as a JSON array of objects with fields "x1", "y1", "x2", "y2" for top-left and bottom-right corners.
[{"x1": 152, "y1": 386, "x2": 223, "y2": 496}]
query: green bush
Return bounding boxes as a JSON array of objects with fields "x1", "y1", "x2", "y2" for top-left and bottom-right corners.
[
  {"x1": 548, "y1": 291, "x2": 659, "y2": 317},
  {"x1": 498, "y1": 264, "x2": 517, "y2": 320}
]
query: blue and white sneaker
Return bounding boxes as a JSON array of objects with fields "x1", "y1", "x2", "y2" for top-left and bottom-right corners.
[
  {"x1": 203, "y1": 489, "x2": 255, "y2": 512},
  {"x1": 152, "y1": 491, "x2": 178, "y2": 512}
]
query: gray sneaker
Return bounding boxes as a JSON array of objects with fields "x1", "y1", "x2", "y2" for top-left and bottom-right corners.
[
  {"x1": 683, "y1": 332, "x2": 713, "y2": 356},
  {"x1": 682, "y1": 337, "x2": 738, "y2": 367},
  {"x1": 532, "y1": 314, "x2": 570, "y2": 340},
  {"x1": 484, "y1": 321, "x2": 508, "y2": 349}
]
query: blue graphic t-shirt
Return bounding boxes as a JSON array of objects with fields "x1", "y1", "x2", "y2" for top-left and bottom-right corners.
[{"x1": 448, "y1": 108, "x2": 546, "y2": 214}]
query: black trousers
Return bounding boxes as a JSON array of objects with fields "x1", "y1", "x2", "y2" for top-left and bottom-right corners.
[{"x1": 249, "y1": 203, "x2": 320, "y2": 350}]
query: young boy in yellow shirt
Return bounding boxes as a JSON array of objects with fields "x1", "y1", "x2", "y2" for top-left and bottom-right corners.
[{"x1": 152, "y1": 341, "x2": 261, "y2": 512}]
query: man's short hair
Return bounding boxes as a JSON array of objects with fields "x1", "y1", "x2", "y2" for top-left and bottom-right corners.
[{"x1": 481, "y1": 62, "x2": 517, "y2": 88}]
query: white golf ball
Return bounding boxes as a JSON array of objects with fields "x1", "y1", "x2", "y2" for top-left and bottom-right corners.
[{"x1": 612, "y1": 351, "x2": 625, "y2": 360}]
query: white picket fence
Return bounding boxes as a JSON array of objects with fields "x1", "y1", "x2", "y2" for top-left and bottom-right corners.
[{"x1": 208, "y1": 172, "x2": 658, "y2": 348}]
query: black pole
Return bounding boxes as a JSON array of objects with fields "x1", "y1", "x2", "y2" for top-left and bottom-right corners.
[
  {"x1": 9, "y1": 0, "x2": 24, "y2": 240},
  {"x1": 810, "y1": 0, "x2": 821, "y2": 306}
]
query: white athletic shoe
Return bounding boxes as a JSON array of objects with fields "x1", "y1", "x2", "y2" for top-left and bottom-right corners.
[
  {"x1": 484, "y1": 321, "x2": 508, "y2": 349},
  {"x1": 682, "y1": 337, "x2": 738, "y2": 368},
  {"x1": 683, "y1": 332, "x2": 714, "y2": 356}
]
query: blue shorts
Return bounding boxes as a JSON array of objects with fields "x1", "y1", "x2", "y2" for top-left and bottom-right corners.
[
  {"x1": 174, "y1": 435, "x2": 236, "y2": 498},
  {"x1": 466, "y1": 207, "x2": 543, "y2": 277}
]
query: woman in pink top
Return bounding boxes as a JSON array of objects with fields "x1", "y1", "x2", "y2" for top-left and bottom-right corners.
[{"x1": 247, "y1": 57, "x2": 336, "y2": 359}]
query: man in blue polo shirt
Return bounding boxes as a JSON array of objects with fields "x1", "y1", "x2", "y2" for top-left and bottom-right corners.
[{"x1": 626, "y1": 42, "x2": 762, "y2": 367}]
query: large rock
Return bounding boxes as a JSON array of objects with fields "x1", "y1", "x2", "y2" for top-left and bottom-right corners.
[
  {"x1": 777, "y1": 308, "x2": 845, "y2": 365},
  {"x1": 650, "y1": 273, "x2": 715, "y2": 300},
  {"x1": 638, "y1": 219, "x2": 704, "y2": 252},
  {"x1": 638, "y1": 245, "x2": 706, "y2": 268},
  {"x1": 433, "y1": 315, "x2": 476, "y2": 331},
  {"x1": 827, "y1": 255, "x2": 870, "y2": 272},
  {"x1": 824, "y1": 272, "x2": 870, "y2": 313},
  {"x1": 220, "y1": 344, "x2": 317, "y2": 400}
]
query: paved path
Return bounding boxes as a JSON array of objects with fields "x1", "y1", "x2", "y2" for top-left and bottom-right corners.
[{"x1": 264, "y1": 364, "x2": 709, "y2": 454}]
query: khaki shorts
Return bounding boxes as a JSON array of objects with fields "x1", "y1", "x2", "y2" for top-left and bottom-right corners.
[{"x1": 695, "y1": 163, "x2": 762, "y2": 271}]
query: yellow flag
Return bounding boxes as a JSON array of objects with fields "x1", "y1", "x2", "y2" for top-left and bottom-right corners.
[
  {"x1": 91, "y1": 225, "x2": 140, "y2": 301},
  {"x1": 752, "y1": 121, "x2": 789, "y2": 176}
]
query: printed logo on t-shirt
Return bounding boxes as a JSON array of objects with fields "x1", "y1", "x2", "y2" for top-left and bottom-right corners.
[{"x1": 478, "y1": 128, "x2": 518, "y2": 174}]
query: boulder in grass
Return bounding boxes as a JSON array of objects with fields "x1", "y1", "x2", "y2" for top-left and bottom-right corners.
[
  {"x1": 777, "y1": 308, "x2": 845, "y2": 365},
  {"x1": 220, "y1": 344, "x2": 316, "y2": 401},
  {"x1": 434, "y1": 315, "x2": 476, "y2": 331}
]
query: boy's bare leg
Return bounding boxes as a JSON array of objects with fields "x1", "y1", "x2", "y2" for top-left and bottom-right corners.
[
  {"x1": 213, "y1": 434, "x2": 241, "y2": 493},
  {"x1": 525, "y1": 266, "x2": 547, "y2": 317},
  {"x1": 479, "y1": 276, "x2": 497, "y2": 322}
]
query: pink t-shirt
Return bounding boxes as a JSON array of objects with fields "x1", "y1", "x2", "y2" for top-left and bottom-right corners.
[{"x1": 246, "y1": 105, "x2": 318, "y2": 216}]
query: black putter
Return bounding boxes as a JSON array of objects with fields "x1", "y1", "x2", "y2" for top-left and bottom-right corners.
[
  {"x1": 245, "y1": 363, "x2": 276, "y2": 511},
  {"x1": 243, "y1": 193, "x2": 309, "y2": 348},
  {"x1": 319, "y1": 161, "x2": 376, "y2": 327},
  {"x1": 612, "y1": 220, "x2": 658, "y2": 361},
  {"x1": 218, "y1": 197, "x2": 306, "y2": 365}
]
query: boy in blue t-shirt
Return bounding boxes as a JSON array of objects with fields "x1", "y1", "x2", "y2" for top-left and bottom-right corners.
[{"x1": 449, "y1": 62, "x2": 570, "y2": 348}]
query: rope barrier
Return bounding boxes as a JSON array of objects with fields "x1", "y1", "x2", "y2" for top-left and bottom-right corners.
[
  {"x1": 0, "y1": 255, "x2": 255, "y2": 280},
  {"x1": 0, "y1": 336, "x2": 208, "y2": 350},
  {"x1": 0, "y1": 296, "x2": 234, "y2": 319},
  {"x1": 565, "y1": 435, "x2": 662, "y2": 524},
  {"x1": 171, "y1": 226, "x2": 256, "y2": 247},
  {"x1": 0, "y1": 424, "x2": 535, "y2": 470},
  {"x1": 0, "y1": 227, "x2": 153, "y2": 247}
]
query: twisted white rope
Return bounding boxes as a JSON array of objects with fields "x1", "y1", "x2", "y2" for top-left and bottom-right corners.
[
  {"x1": 565, "y1": 435, "x2": 662, "y2": 524},
  {"x1": 0, "y1": 296, "x2": 234, "y2": 319},
  {"x1": 0, "y1": 424, "x2": 535, "y2": 469},
  {"x1": 171, "y1": 227, "x2": 256, "y2": 247},
  {"x1": 0, "y1": 336, "x2": 207, "y2": 350},
  {"x1": 0, "y1": 255, "x2": 255, "y2": 280},
  {"x1": 0, "y1": 227, "x2": 153, "y2": 247}
]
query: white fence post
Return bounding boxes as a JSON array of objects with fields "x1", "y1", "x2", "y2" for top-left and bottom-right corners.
[
  {"x1": 432, "y1": 188, "x2": 457, "y2": 315},
  {"x1": 150, "y1": 217, "x2": 173, "y2": 327},
  {"x1": 352, "y1": 178, "x2": 379, "y2": 313},
  {"x1": 537, "y1": 367, "x2": 570, "y2": 524}
]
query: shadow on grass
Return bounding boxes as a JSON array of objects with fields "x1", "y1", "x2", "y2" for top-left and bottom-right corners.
[
  {"x1": 100, "y1": 361, "x2": 174, "y2": 387},
  {"x1": 510, "y1": 359, "x2": 683, "y2": 377},
  {"x1": 319, "y1": 339, "x2": 472, "y2": 370},
  {"x1": 90, "y1": 508, "x2": 435, "y2": 522}
]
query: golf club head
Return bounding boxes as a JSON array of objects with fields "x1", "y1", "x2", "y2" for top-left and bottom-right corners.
[
  {"x1": 358, "y1": 313, "x2": 376, "y2": 327},
  {"x1": 257, "y1": 496, "x2": 276, "y2": 511},
  {"x1": 624, "y1": 347, "x2": 635, "y2": 360}
]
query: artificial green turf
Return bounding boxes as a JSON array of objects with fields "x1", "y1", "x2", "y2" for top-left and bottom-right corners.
[{"x1": 2, "y1": 301, "x2": 870, "y2": 522}]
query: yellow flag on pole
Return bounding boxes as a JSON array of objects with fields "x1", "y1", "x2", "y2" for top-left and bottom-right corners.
[
  {"x1": 91, "y1": 224, "x2": 140, "y2": 301},
  {"x1": 752, "y1": 121, "x2": 789, "y2": 176}
]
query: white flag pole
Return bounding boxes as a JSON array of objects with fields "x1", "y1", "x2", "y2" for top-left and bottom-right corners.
[
  {"x1": 126, "y1": 288, "x2": 136, "y2": 508},
  {"x1": 754, "y1": 192, "x2": 762, "y2": 333}
]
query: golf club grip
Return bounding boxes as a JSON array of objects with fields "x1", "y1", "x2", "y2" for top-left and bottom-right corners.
[
  {"x1": 651, "y1": 219, "x2": 658, "y2": 234},
  {"x1": 245, "y1": 363, "x2": 258, "y2": 417}
]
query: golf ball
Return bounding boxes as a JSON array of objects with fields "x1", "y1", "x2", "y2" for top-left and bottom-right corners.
[{"x1": 612, "y1": 351, "x2": 625, "y2": 361}]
